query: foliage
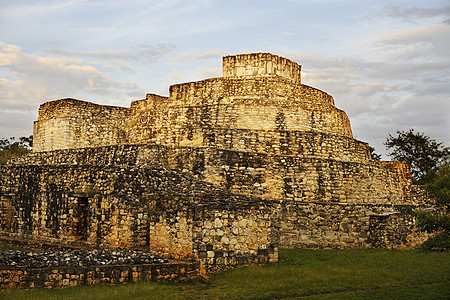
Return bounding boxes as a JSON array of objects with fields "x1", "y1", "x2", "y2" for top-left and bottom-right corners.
[
  {"x1": 420, "y1": 233, "x2": 450, "y2": 252},
  {"x1": 420, "y1": 163, "x2": 449, "y2": 251},
  {"x1": 0, "y1": 135, "x2": 33, "y2": 165},
  {"x1": 386, "y1": 130, "x2": 449, "y2": 251},
  {"x1": 1, "y1": 249, "x2": 449, "y2": 299},
  {"x1": 395, "y1": 204, "x2": 449, "y2": 251},
  {"x1": 369, "y1": 146, "x2": 381, "y2": 161},
  {"x1": 423, "y1": 164, "x2": 450, "y2": 207},
  {"x1": 395, "y1": 205, "x2": 449, "y2": 233},
  {"x1": 384, "y1": 129, "x2": 449, "y2": 184}
]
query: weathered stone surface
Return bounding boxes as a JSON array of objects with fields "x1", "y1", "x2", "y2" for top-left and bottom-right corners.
[
  {"x1": 0, "y1": 259, "x2": 199, "y2": 291},
  {"x1": 0, "y1": 163, "x2": 429, "y2": 254},
  {"x1": 0, "y1": 249, "x2": 167, "y2": 268},
  {"x1": 9, "y1": 144, "x2": 423, "y2": 205},
  {"x1": 32, "y1": 53, "x2": 352, "y2": 153},
  {"x1": 33, "y1": 99, "x2": 129, "y2": 152},
  {"x1": 0, "y1": 53, "x2": 439, "y2": 291}
]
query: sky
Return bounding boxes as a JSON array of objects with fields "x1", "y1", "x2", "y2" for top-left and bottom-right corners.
[{"x1": 0, "y1": 0, "x2": 449, "y2": 159}]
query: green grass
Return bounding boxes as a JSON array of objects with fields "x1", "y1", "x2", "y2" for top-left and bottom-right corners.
[{"x1": 1, "y1": 248, "x2": 449, "y2": 299}]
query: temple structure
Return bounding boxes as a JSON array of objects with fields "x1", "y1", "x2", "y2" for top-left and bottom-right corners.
[{"x1": 1, "y1": 53, "x2": 430, "y2": 273}]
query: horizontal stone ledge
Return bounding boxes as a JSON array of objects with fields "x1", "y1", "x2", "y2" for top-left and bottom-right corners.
[
  {"x1": 68, "y1": 192, "x2": 96, "y2": 198},
  {"x1": 0, "y1": 260, "x2": 202, "y2": 291}
]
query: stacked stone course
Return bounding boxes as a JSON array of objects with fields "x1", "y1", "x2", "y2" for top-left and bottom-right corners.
[
  {"x1": 0, "y1": 53, "x2": 436, "y2": 290},
  {"x1": 9, "y1": 144, "x2": 420, "y2": 204},
  {"x1": 1, "y1": 262, "x2": 199, "y2": 291},
  {"x1": 223, "y1": 53, "x2": 302, "y2": 82},
  {"x1": 33, "y1": 99, "x2": 129, "y2": 152}
]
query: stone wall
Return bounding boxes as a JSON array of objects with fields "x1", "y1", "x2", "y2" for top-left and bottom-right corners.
[
  {"x1": 0, "y1": 262, "x2": 199, "y2": 291},
  {"x1": 162, "y1": 77, "x2": 351, "y2": 144},
  {"x1": 32, "y1": 83, "x2": 351, "y2": 153},
  {"x1": 10, "y1": 143, "x2": 418, "y2": 205},
  {"x1": 0, "y1": 162, "x2": 429, "y2": 262},
  {"x1": 211, "y1": 129, "x2": 369, "y2": 161},
  {"x1": 0, "y1": 165, "x2": 164, "y2": 248},
  {"x1": 148, "y1": 201, "x2": 277, "y2": 259},
  {"x1": 223, "y1": 53, "x2": 302, "y2": 82},
  {"x1": 211, "y1": 154, "x2": 416, "y2": 203},
  {"x1": 0, "y1": 164, "x2": 278, "y2": 271},
  {"x1": 273, "y1": 201, "x2": 429, "y2": 249},
  {"x1": 32, "y1": 54, "x2": 353, "y2": 153},
  {"x1": 126, "y1": 93, "x2": 170, "y2": 145},
  {"x1": 33, "y1": 99, "x2": 130, "y2": 152},
  {"x1": 148, "y1": 204, "x2": 279, "y2": 273},
  {"x1": 15, "y1": 128, "x2": 371, "y2": 164}
]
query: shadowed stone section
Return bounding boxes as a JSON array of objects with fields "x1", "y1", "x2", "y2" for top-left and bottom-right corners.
[
  {"x1": 0, "y1": 164, "x2": 429, "y2": 258},
  {"x1": 9, "y1": 144, "x2": 421, "y2": 205},
  {"x1": 0, "y1": 165, "x2": 278, "y2": 265},
  {"x1": 0, "y1": 261, "x2": 200, "y2": 291},
  {"x1": 0, "y1": 249, "x2": 168, "y2": 268}
]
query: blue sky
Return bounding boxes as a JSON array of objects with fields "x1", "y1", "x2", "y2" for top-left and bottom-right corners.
[{"x1": 1, "y1": 0, "x2": 449, "y2": 158}]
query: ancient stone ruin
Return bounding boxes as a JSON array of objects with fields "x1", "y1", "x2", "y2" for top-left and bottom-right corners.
[{"x1": 0, "y1": 53, "x2": 432, "y2": 288}]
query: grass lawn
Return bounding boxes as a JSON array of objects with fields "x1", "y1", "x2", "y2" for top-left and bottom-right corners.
[{"x1": 1, "y1": 248, "x2": 449, "y2": 299}]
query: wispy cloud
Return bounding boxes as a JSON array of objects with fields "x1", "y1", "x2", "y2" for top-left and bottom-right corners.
[
  {"x1": 377, "y1": 4, "x2": 450, "y2": 22},
  {"x1": 283, "y1": 19, "x2": 450, "y2": 157},
  {"x1": 47, "y1": 44, "x2": 175, "y2": 62},
  {"x1": 370, "y1": 23, "x2": 450, "y2": 61},
  {"x1": 0, "y1": 41, "x2": 145, "y2": 111},
  {"x1": 44, "y1": 44, "x2": 175, "y2": 73},
  {"x1": 170, "y1": 51, "x2": 228, "y2": 62}
]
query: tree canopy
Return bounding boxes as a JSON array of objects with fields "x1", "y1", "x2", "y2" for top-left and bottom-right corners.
[
  {"x1": 385, "y1": 129, "x2": 449, "y2": 184},
  {"x1": 0, "y1": 135, "x2": 33, "y2": 165},
  {"x1": 387, "y1": 129, "x2": 449, "y2": 251}
]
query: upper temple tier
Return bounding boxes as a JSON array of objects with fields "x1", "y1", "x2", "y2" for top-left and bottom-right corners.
[
  {"x1": 33, "y1": 53, "x2": 355, "y2": 155},
  {"x1": 223, "y1": 53, "x2": 302, "y2": 82}
]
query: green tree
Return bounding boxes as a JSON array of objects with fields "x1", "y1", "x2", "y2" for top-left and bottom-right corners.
[
  {"x1": 388, "y1": 130, "x2": 449, "y2": 251},
  {"x1": 385, "y1": 129, "x2": 449, "y2": 184},
  {"x1": 395, "y1": 164, "x2": 449, "y2": 251},
  {"x1": 0, "y1": 135, "x2": 33, "y2": 165},
  {"x1": 424, "y1": 164, "x2": 450, "y2": 207}
]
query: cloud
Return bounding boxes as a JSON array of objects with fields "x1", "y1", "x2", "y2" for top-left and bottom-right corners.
[
  {"x1": 0, "y1": 40, "x2": 161, "y2": 138},
  {"x1": 47, "y1": 44, "x2": 175, "y2": 62},
  {"x1": 370, "y1": 23, "x2": 450, "y2": 61},
  {"x1": 378, "y1": 4, "x2": 450, "y2": 22},
  {"x1": 282, "y1": 25, "x2": 450, "y2": 157},
  {"x1": 169, "y1": 51, "x2": 229, "y2": 62},
  {"x1": 195, "y1": 66, "x2": 222, "y2": 79},
  {"x1": 300, "y1": 53, "x2": 449, "y2": 117},
  {"x1": 168, "y1": 64, "x2": 221, "y2": 85},
  {"x1": 0, "y1": 41, "x2": 147, "y2": 110},
  {"x1": 45, "y1": 44, "x2": 175, "y2": 73}
]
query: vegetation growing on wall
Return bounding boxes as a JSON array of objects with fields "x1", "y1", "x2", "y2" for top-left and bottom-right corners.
[
  {"x1": 385, "y1": 129, "x2": 449, "y2": 184},
  {"x1": 388, "y1": 129, "x2": 449, "y2": 251}
]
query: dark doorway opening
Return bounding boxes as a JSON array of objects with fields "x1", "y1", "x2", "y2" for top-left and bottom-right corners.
[{"x1": 73, "y1": 196, "x2": 89, "y2": 240}]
